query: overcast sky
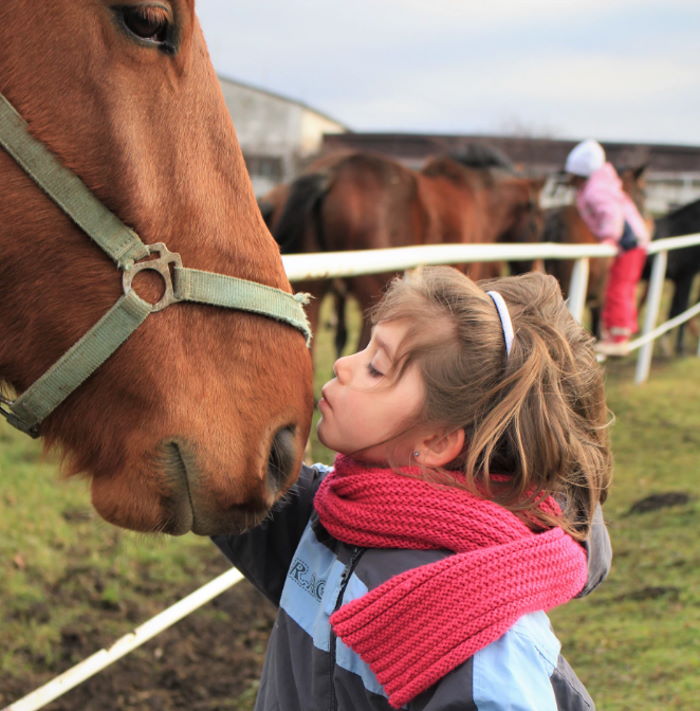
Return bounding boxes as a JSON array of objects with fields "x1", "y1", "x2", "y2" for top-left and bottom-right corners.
[{"x1": 196, "y1": 0, "x2": 700, "y2": 146}]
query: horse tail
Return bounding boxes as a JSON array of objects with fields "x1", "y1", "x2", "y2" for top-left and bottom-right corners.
[
  {"x1": 272, "y1": 172, "x2": 331, "y2": 254},
  {"x1": 257, "y1": 197, "x2": 276, "y2": 229}
]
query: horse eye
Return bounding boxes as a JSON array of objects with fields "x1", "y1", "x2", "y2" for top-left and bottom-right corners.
[{"x1": 118, "y1": 4, "x2": 170, "y2": 43}]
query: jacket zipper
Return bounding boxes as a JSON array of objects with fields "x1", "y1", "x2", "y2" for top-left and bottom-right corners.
[{"x1": 329, "y1": 546, "x2": 364, "y2": 711}]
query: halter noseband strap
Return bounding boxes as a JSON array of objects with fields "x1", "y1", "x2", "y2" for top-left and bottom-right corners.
[{"x1": 0, "y1": 92, "x2": 311, "y2": 438}]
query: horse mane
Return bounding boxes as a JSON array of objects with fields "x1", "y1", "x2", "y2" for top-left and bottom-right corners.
[
  {"x1": 448, "y1": 143, "x2": 515, "y2": 172},
  {"x1": 421, "y1": 155, "x2": 477, "y2": 184},
  {"x1": 421, "y1": 143, "x2": 515, "y2": 186}
]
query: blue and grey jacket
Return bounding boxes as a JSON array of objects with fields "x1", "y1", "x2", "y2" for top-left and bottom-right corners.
[{"x1": 213, "y1": 464, "x2": 612, "y2": 711}]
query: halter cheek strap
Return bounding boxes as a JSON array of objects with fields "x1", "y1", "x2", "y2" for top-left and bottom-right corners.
[
  {"x1": 0, "y1": 91, "x2": 312, "y2": 438},
  {"x1": 486, "y1": 290, "x2": 514, "y2": 357}
]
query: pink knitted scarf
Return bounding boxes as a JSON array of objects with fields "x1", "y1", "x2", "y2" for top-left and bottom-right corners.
[{"x1": 313, "y1": 455, "x2": 588, "y2": 708}]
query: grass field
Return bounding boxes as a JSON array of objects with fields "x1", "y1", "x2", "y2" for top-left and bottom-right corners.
[{"x1": 1, "y1": 295, "x2": 699, "y2": 710}]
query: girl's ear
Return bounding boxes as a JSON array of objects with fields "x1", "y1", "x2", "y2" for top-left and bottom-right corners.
[{"x1": 416, "y1": 428, "x2": 465, "y2": 468}]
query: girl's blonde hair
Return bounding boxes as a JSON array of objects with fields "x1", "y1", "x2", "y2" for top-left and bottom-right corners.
[{"x1": 371, "y1": 266, "x2": 612, "y2": 539}]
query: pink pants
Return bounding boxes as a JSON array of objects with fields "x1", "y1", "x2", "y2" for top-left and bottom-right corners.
[{"x1": 602, "y1": 247, "x2": 647, "y2": 336}]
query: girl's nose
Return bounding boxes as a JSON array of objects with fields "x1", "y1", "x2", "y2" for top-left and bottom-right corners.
[{"x1": 333, "y1": 354, "x2": 352, "y2": 383}]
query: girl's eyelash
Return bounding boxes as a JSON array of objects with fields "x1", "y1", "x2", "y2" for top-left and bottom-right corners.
[{"x1": 368, "y1": 363, "x2": 383, "y2": 377}]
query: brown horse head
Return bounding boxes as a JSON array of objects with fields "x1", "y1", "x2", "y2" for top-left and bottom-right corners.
[
  {"x1": 423, "y1": 151, "x2": 545, "y2": 246},
  {"x1": 490, "y1": 174, "x2": 546, "y2": 246},
  {"x1": 0, "y1": 1, "x2": 313, "y2": 535},
  {"x1": 618, "y1": 162, "x2": 654, "y2": 235},
  {"x1": 420, "y1": 152, "x2": 545, "y2": 278},
  {"x1": 618, "y1": 163, "x2": 647, "y2": 209}
]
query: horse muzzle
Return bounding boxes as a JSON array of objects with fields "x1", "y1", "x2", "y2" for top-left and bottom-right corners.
[{"x1": 158, "y1": 428, "x2": 300, "y2": 535}]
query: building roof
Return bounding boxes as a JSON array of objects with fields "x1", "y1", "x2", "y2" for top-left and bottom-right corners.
[
  {"x1": 321, "y1": 132, "x2": 700, "y2": 174},
  {"x1": 217, "y1": 74, "x2": 349, "y2": 130}
]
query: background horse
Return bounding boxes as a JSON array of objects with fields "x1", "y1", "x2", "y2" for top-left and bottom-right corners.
[
  {"x1": 266, "y1": 145, "x2": 544, "y2": 356},
  {"x1": 543, "y1": 164, "x2": 650, "y2": 336},
  {"x1": 0, "y1": 0, "x2": 313, "y2": 535},
  {"x1": 646, "y1": 197, "x2": 700, "y2": 353}
]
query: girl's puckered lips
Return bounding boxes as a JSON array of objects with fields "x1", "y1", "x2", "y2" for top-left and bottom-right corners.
[{"x1": 318, "y1": 387, "x2": 332, "y2": 411}]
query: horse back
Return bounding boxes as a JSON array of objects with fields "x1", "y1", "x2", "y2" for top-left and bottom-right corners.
[
  {"x1": 318, "y1": 153, "x2": 426, "y2": 251},
  {"x1": 653, "y1": 198, "x2": 700, "y2": 281},
  {"x1": 416, "y1": 172, "x2": 486, "y2": 245}
]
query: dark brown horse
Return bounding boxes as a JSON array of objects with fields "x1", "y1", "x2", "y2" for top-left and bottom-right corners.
[
  {"x1": 265, "y1": 146, "x2": 544, "y2": 354},
  {"x1": 543, "y1": 164, "x2": 651, "y2": 336},
  {"x1": 646, "y1": 197, "x2": 700, "y2": 353},
  {"x1": 0, "y1": 1, "x2": 313, "y2": 535}
]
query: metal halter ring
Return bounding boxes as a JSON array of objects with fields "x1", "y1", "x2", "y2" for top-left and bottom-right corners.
[{"x1": 122, "y1": 242, "x2": 183, "y2": 312}]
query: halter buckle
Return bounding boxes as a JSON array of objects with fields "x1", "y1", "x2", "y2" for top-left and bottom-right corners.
[
  {"x1": 0, "y1": 395, "x2": 40, "y2": 438},
  {"x1": 122, "y1": 242, "x2": 183, "y2": 312}
]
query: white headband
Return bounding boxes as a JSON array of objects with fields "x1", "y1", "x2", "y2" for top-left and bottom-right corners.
[{"x1": 486, "y1": 290, "x2": 514, "y2": 356}]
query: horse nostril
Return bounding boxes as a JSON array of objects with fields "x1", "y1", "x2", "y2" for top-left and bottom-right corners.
[{"x1": 267, "y1": 426, "x2": 297, "y2": 494}]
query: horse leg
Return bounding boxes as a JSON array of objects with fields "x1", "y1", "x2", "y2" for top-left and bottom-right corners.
[
  {"x1": 333, "y1": 280, "x2": 349, "y2": 359},
  {"x1": 474, "y1": 261, "x2": 504, "y2": 280},
  {"x1": 589, "y1": 256, "x2": 613, "y2": 338},
  {"x1": 346, "y1": 273, "x2": 394, "y2": 351},
  {"x1": 589, "y1": 306, "x2": 601, "y2": 339},
  {"x1": 669, "y1": 273, "x2": 694, "y2": 354}
]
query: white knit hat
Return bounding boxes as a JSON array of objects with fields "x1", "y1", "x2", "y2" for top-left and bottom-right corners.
[{"x1": 565, "y1": 139, "x2": 606, "y2": 177}]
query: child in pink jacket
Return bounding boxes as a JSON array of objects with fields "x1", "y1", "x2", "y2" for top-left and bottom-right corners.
[{"x1": 565, "y1": 139, "x2": 649, "y2": 355}]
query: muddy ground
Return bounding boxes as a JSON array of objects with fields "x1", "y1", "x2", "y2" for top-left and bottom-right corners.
[{"x1": 3, "y1": 556, "x2": 276, "y2": 711}]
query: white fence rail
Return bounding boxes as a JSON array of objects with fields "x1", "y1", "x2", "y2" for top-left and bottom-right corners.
[
  {"x1": 5, "y1": 233, "x2": 700, "y2": 711},
  {"x1": 4, "y1": 570, "x2": 244, "y2": 711},
  {"x1": 284, "y1": 232, "x2": 700, "y2": 384}
]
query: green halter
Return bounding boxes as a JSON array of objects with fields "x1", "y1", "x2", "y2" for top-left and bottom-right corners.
[{"x1": 0, "y1": 92, "x2": 311, "y2": 438}]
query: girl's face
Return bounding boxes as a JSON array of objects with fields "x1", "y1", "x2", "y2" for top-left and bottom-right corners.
[{"x1": 317, "y1": 319, "x2": 426, "y2": 465}]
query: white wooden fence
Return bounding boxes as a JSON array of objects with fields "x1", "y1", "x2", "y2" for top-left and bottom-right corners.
[
  {"x1": 4, "y1": 233, "x2": 700, "y2": 711},
  {"x1": 282, "y1": 233, "x2": 700, "y2": 383}
]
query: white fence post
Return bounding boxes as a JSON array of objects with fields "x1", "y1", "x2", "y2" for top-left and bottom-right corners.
[
  {"x1": 567, "y1": 258, "x2": 590, "y2": 324},
  {"x1": 635, "y1": 250, "x2": 668, "y2": 384}
]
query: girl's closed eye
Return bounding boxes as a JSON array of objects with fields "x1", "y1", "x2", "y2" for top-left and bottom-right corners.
[{"x1": 367, "y1": 362, "x2": 384, "y2": 378}]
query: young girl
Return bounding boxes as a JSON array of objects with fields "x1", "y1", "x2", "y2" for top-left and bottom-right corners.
[
  {"x1": 214, "y1": 266, "x2": 613, "y2": 710},
  {"x1": 564, "y1": 138, "x2": 651, "y2": 355}
]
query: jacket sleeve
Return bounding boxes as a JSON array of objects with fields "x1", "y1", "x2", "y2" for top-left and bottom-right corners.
[
  {"x1": 577, "y1": 502, "x2": 612, "y2": 598},
  {"x1": 579, "y1": 183, "x2": 625, "y2": 243},
  {"x1": 211, "y1": 463, "x2": 330, "y2": 606}
]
